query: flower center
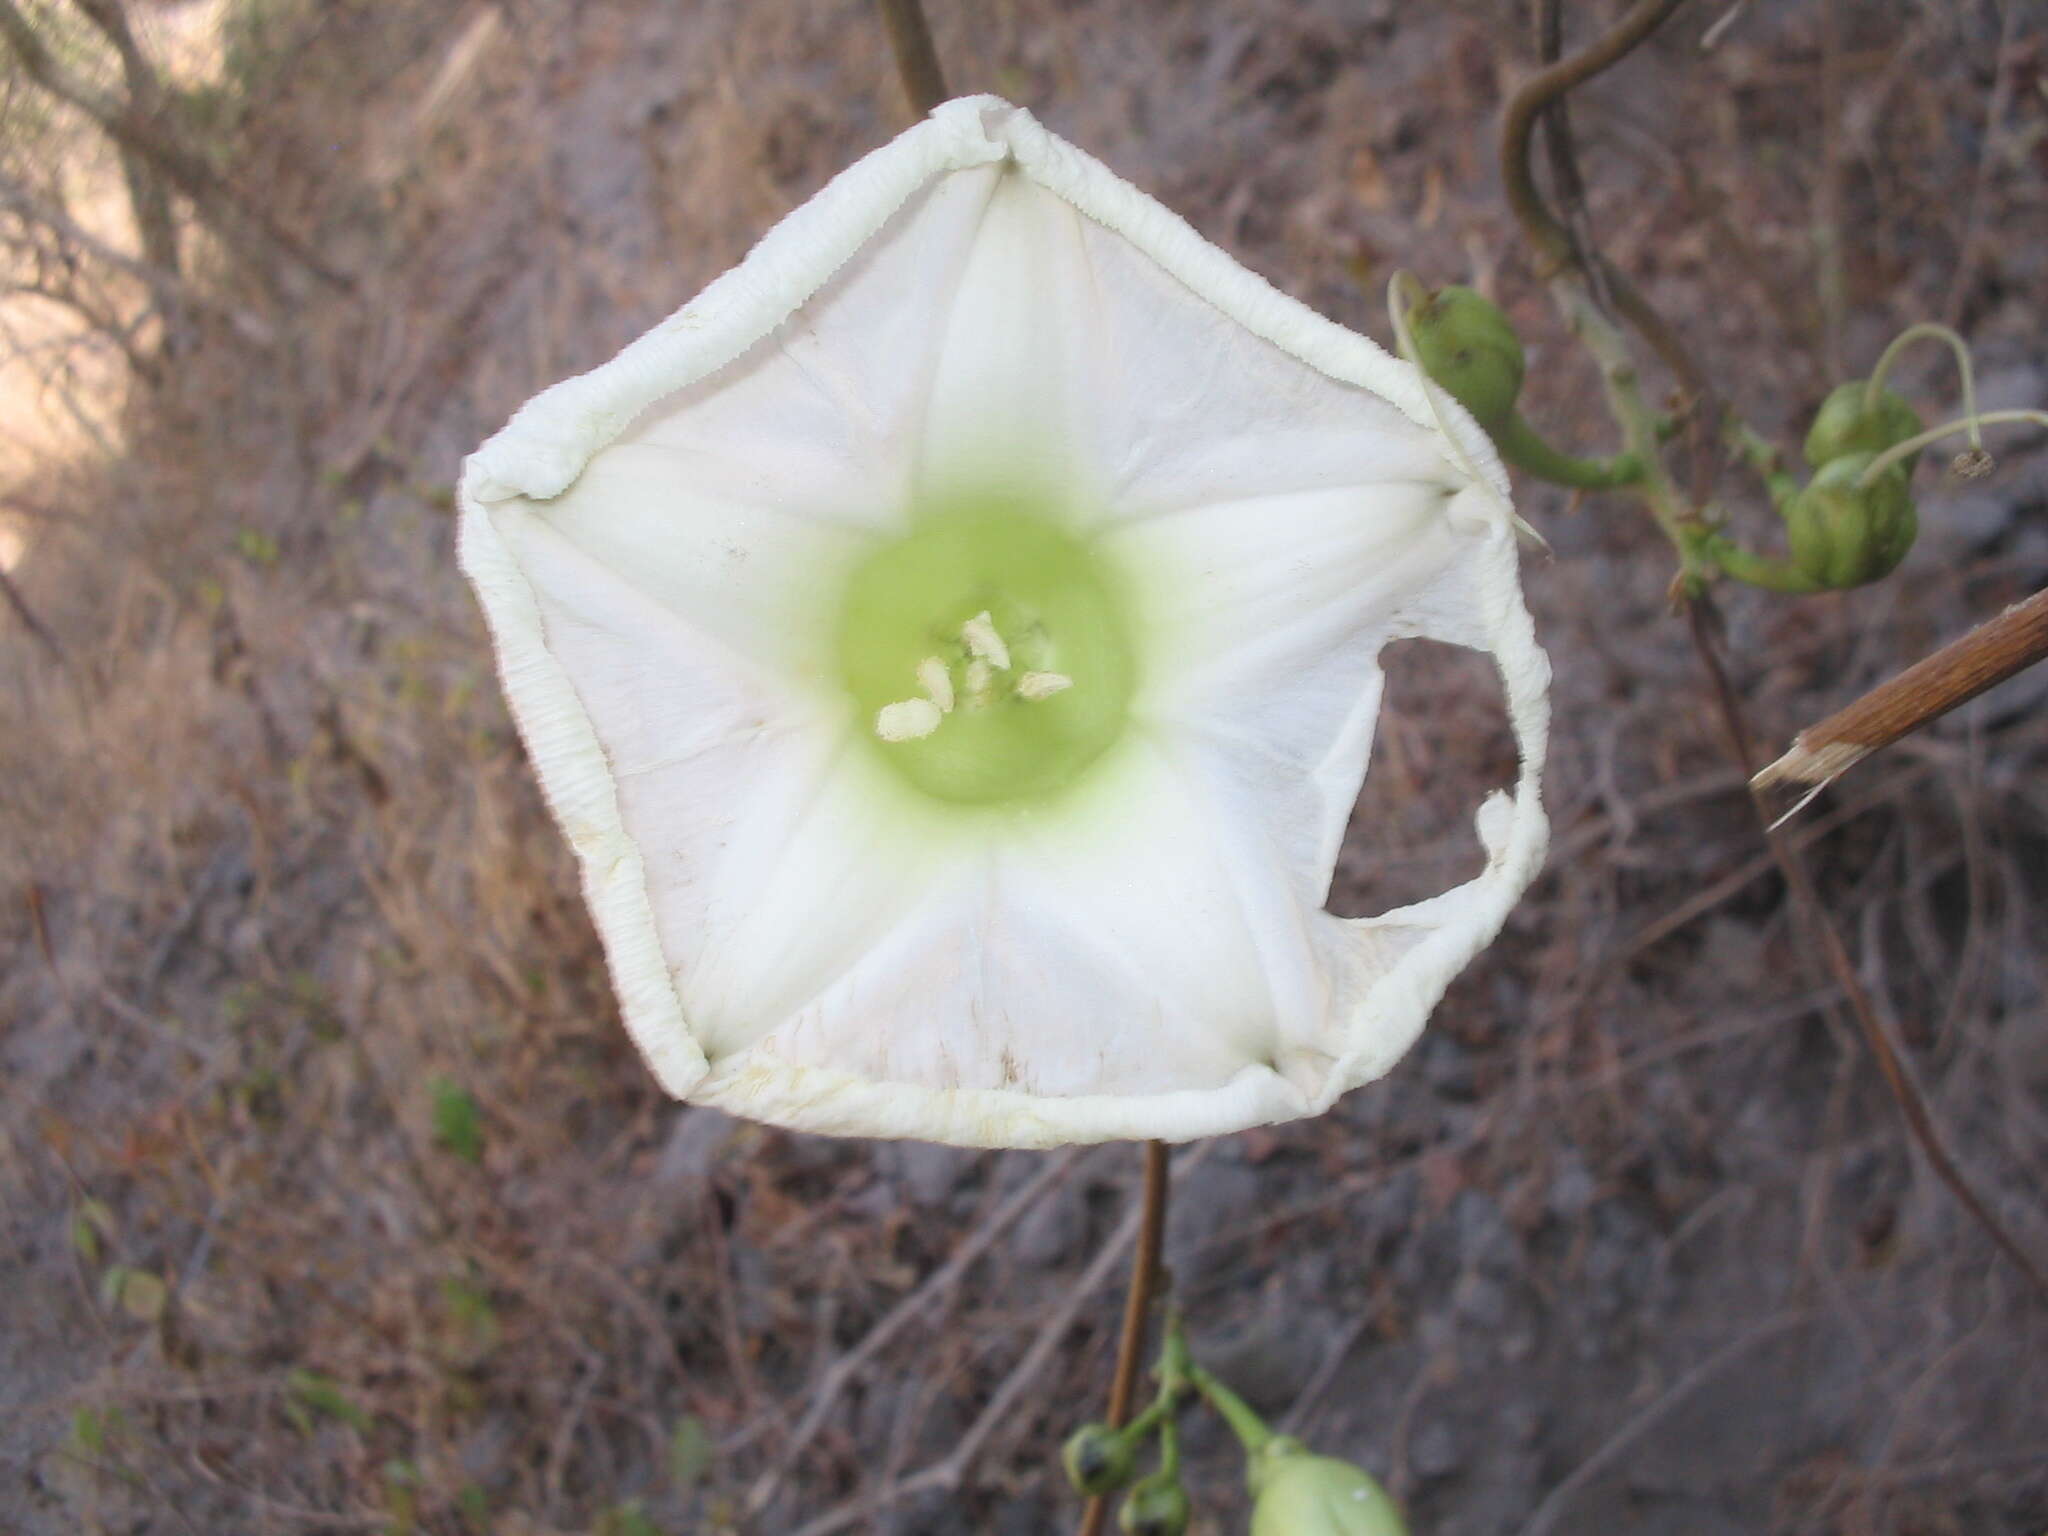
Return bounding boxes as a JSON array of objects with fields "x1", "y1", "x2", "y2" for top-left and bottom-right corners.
[{"x1": 837, "y1": 496, "x2": 1136, "y2": 806}]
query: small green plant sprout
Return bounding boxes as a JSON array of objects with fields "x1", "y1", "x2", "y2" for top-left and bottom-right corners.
[
  {"x1": 284, "y1": 1367, "x2": 372, "y2": 1435},
  {"x1": 98, "y1": 1264, "x2": 168, "y2": 1324},
  {"x1": 594, "y1": 1500, "x2": 664, "y2": 1536},
  {"x1": 429, "y1": 1076, "x2": 484, "y2": 1164},
  {"x1": 69, "y1": 1196, "x2": 114, "y2": 1265}
]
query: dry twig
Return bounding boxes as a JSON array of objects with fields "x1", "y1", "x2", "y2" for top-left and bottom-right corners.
[
  {"x1": 744, "y1": 1148, "x2": 1088, "y2": 1513},
  {"x1": 1504, "y1": 0, "x2": 2048, "y2": 1299},
  {"x1": 1753, "y1": 586, "x2": 2048, "y2": 827}
]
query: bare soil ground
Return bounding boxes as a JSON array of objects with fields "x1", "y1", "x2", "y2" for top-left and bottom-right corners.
[{"x1": 4, "y1": 2, "x2": 2046, "y2": 1533}]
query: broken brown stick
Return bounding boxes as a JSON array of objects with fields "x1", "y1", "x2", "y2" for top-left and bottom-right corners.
[{"x1": 1753, "y1": 585, "x2": 2048, "y2": 826}]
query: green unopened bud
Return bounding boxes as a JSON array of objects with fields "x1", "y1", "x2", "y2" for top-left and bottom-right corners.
[
  {"x1": 1249, "y1": 1438, "x2": 1409, "y2": 1536},
  {"x1": 1803, "y1": 381, "x2": 1923, "y2": 471},
  {"x1": 1119, "y1": 1474, "x2": 1191, "y2": 1536},
  {"x1": 1781, "y1": 453, "x2": 1917, "y2": 589},
  {"x1": 1063, "y1": 1422, "x2": 1140, "y2": 1498},
  {"x1": 1409, "y1": 285, "x2": 1526, "y2": 435}
]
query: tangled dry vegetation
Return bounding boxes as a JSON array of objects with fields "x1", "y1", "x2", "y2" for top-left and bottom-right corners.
[{"x1": 3, "y1": 2, "x2": 2045, "y2": 1533}]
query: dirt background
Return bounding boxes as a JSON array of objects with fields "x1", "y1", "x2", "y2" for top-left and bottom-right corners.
[{"x1": 3, "y1": 1, "x2": 2046, "y2": 1533}]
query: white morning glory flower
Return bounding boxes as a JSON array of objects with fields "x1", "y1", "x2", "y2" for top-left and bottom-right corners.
[{"x1": 458, "y1": 98, "x2": 1549, "y2": 1149}]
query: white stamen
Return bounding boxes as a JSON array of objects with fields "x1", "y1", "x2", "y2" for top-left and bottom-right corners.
[
  {"x1": 961, "y1": 610, "x2": 1010, "y2": 670},
  {"x1": 1017, "y1": 671, "x2": 1073, "y2": 701},
  {"x1": 916, "y1": 656, "x2": 954, "y2": 713},
  {"x1": 963, "y1": 658, "x2": 994, "y2": 706},
  {"x1": 875, "y1": 697, "x2": 942, "y2": 742}
]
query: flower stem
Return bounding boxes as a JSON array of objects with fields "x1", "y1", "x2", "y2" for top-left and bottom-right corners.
[
  {"x1": 877, "y1": 0, "x2": 947, "y2": 116},
  {"x1": 1496, "y1": 412, "x2": 1644, "y2": 490},
  {"x1": 1076, "y1": 1140, "x2": 1171, "y2": 1536},
  {"x1": 1857, "y1": 408, "x2": 2048, "y2": 487},
  {"x1": 1865, "y1": 322, "x2": 1981, "y2": 448},
  {"x1": 1188, "y1": 1366, "x2": 1273, "y2": 1458}
]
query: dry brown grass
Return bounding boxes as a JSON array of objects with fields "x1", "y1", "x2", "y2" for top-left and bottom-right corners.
[{"x1": 4, "y1": 2, "x2": 2046, "y2": 1533}]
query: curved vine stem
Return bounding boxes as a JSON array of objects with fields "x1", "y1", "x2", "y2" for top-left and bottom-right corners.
[
  {"x1": 1076, "y1": 1140, "x2": 1171, "y2": 1536},
  {"x1": 1505, "y1": 0, "x2": 1712, "y2": 406},
  {"x1": 1503, "y1": 0, "x2": 2048, "y2": 1299},
  {"x1": 1859, "y1": 408, "x2": 2048, "y2": 487},
  {"x1": 1865, "y1": 322, "x2": 1982, "y2": 449}
]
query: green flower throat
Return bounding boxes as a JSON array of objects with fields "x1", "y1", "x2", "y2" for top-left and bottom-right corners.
[{"x1": 837, "y1": 497, "x2": 1137, "y2": 806}]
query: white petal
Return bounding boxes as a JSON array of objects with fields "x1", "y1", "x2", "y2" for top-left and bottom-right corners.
[
  {"x1": 696, "y1": 737, "x2": 1325, "y2": 1141},
  {"x1": 492, "y1": 508, "x2": 960, "y2": 1064},
  {"x1": 460, "y1": 98, "x2": 1548, "y2": 1148},
  {"x1": 525, "y1": 448, "x2": 866, "y2": 676}
]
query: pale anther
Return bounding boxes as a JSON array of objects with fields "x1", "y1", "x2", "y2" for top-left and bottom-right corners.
[
  {"x1": 875, "y1": 697, "x2": 942, "y2": 742},
  {"x1": 963, "y1": 658, "x2": 994, "y2": 706},
  {"x1": 961, "y1": 610, "x2": 1011, "y2": 670},
  {"x1": 917, "y1": 656, "x2": 955, "y2": 713},
  {"x1": 1017, "y1": 671, "x2": 1073, "y2": 701}
]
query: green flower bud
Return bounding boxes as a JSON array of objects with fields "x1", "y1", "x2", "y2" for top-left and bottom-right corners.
[
  {"x1": 1803, "y1": 381, "x2": 1923, "y2": 471},
  {"x1": 1249, "y1": 1438, "x2": 1409, "y2": 1536},
  {"x1": 1118, "y1": 1474, "x2": 1191, "y2": 1536},
  {"x1": 1781, "y1": 453, "x2": 1918, "y2": 589},
  {"x1": 1408, "y1": 285, "x2": 1526, "y2": 435},
  {"x1": 1063, "y1": 1422, "x2": 1140, "y2": 1498}
]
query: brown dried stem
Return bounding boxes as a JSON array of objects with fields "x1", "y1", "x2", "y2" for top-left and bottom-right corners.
[
  {"x1": 1076, "y1": 1139, "x2": 1171, "y2": 1536},
  {"x1": 1686, "y1": 602, "x2": 2047, "y2": 1297},
  {"x1": 1503, "y1": 0, "x2": 1711, "y2": 404},
  {"x1": 1754, "y1": 585, "x2": 2048, "y2": 826},
  {"x1": 878, "y1": 0, "x2": 948, "y2": 118},
  {"x1": 1505, "y1": 0, "x2": 2048, "y2": 1297}
]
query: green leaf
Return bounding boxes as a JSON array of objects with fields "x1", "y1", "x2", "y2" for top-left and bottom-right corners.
[
  {"x1": 668, "y1": 1413, "x2": 712, "y2": 1493},
  {"x1": 595, "y1": 1502, "x2": 663, "y2": 1536},
  {"x1": 70, "y1": 1198, "x2": 114, "y2": 1264},
  {"x1": 286, "y1": 1368, "x2": 372, "y2": 1433},
  {"x1": 430, "y1": 1078, "x2": 484, "y2": 1164},
  {"x1": 116, "y1": 1268, "x2": 169, "y2": 1323},
  {"x1": 440, "y1": 1271, "x2": 498, "y2": 1346},
  {"x1": 235, "y1": 528, "x2": 280, "y2": 566},
  {"x1": 71, "y1": 1407, "x2": 106, "y2": 1457}
]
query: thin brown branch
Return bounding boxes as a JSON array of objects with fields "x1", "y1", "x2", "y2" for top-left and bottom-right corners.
[
  {"x1": 1502, "y1": 0, "x2": 1686, "y2": 275},
  {"x1": 1754, "y1": 586, "x2": 2048, "y2": 825},
  {"x1": 1533, "y1": 0, "x2": 1613, "y2": 314},
  {"x1": 791, "y1": 1145, "x2": 1209, "y2": 1536},
  {"x1": 1502, "y1": 0, "x2": 1714, "y2": 406},
  {"x1": 1686, "y1": 598, "x2": 2048, "y2": 1299},
  {"x1": 1, "y1": 563, "x2": 66, "y2": 663},
  {"x1": 742, "y1": 1149, "x2": 1087, "y2": 1514},
  {"x1": 877, "y1": 0, "x2": 947, "y2": 118},
  {"x1": 1076, "y1": 1139, "x2": 1170, "y2": 1536},
  {"x1": 1941, "y1": 0, "x2": 2022, "y2": 327},
  {"x1": 1520, "y1": 1310, "x2": 1815, "y2": 1536}
]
